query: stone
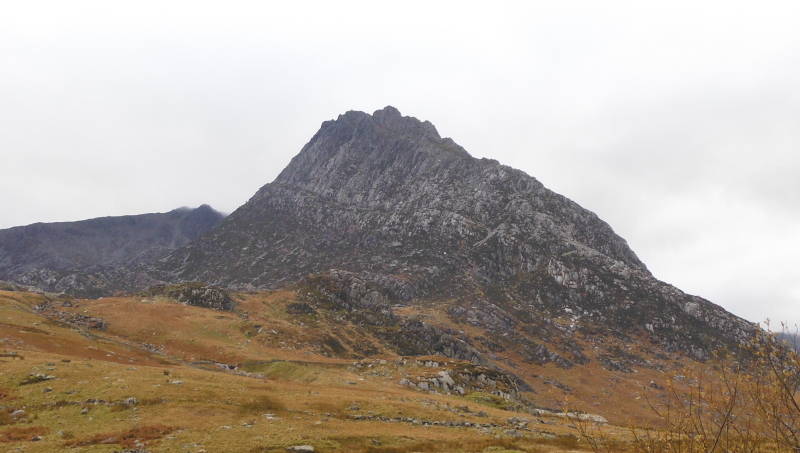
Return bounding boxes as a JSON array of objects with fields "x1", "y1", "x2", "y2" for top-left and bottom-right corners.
[{"x1": 577, "y1": 413, "x2": 608, "y2": 424}]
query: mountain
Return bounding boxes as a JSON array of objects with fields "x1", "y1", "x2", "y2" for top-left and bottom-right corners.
[
  {"x1": 0, "y1": 205, "x2": 224, "y2": 297},
  {"x1": 0, "y1": 108, "x2": 766, "y2": 447},
  {"x1": 155, "y1": 106, "x2": 645, "y2": 290},
  {"x1": 151, "y1": 106, "x2": 753, "y2": 365}
]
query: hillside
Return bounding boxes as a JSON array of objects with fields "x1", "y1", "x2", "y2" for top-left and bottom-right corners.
[
  {"x1": 0, "y1": 205, "x2": 224, "y2": 297},
  {"x1": 0, "y1": 287, "x2": 711, "y2": 452}
]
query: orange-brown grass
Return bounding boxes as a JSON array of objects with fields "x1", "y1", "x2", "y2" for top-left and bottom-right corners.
[
  {"x1": 63, "y1": 423, "x2": 177, "y2": 448},
  {"x1": 238, "y1": 395, "x2": 287, "y2": 414},
  {"x1": 311, "y1": 400, "x2": 348, "y2": 418},
  {"x1": 0, "y1": 288, "x2": 710, "y2": 452},
  {"x1": 0, "y1": 409, "x2": 16, "y2": 426},
  {"x1": 0, "y1": 425, "x2": 48, "y2": 442},
  {"x1": 0, "y1": 386, "x2": 19, "y2": 400},
  {"x1": 0, "y1": 291, "x2": 166, "y2": 366}
]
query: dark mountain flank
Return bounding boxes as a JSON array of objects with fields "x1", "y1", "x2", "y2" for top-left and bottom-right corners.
[
  {"x1": 0, "y1": 205, "x2": 224, "y2": 297},
  {"x1": 153, "y1": 107, "x2": 753, "y2": 362}
]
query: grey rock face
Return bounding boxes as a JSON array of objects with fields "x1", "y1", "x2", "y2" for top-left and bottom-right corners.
[
  {"x1": 306, "y1": 270, "x2": 395, "y2": 324},
  {"x1": 286, "y1": 446, "x2": 314, "y2": 453},
  {"x1": 0, "y1": 205, "x2": 224, "y2": 296},
  {"x1": 157, "y1": 107, "x2": 643, "y2": 288}
]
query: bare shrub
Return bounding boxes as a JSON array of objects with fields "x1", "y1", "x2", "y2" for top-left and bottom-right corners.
[{"x1": 573, "y1": 322, "x2": 800, "y2": 453}]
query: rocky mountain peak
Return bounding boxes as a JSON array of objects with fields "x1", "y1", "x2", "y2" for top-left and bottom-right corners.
[
  {"x1": 159, "y1": 107, "x2": 656, "y2": 297},
  {"x1": 271, "y1": 106, "x2": 464, "y2": 207}
]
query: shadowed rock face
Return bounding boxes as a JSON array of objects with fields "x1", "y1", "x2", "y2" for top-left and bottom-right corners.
[
  {"x1": 0, "y1": 205, "x2": 224, "y2": 297},
  {"x1": 153, "y1": 107, "x2": 754, "y2": 359}
]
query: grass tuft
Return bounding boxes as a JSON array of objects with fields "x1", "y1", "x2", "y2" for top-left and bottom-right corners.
[
  {"x1": 238, "y1": 395, "x2": 286, "y2": 414},
  {"x1": 63, "y1": 424, "x2": 177, "y2": 448},
  {"x1": 0, "y1": 410, "x2": 15, "y2": 427},
  {"x1": 0, "y1": 425, "x2": 48, "y2": 442},
  {"x1": 0, "y1": 387, "x2": 18, "y2": 401}
]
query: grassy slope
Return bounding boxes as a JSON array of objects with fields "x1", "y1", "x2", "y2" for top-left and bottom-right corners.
[{"x1": 0, "y1": 289, "x2": 701, "y2": 452}]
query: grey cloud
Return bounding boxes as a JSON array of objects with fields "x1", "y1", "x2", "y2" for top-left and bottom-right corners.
[{"x1": 1, "y1": 2, "x2": 798, "y2": 327}]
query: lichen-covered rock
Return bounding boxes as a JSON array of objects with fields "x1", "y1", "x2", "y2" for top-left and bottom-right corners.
[
  {"x1": 145, "y1": 282, "x2": 235, "y2": 311},
  {"x1": 392, "y1": 320, "x2": 488, "y2": 365},
  {"x1": 353, "y1": 356, "x2": 523, "y2": 402},
  {"x1": 306, "y1": 270, "x2": 395, "y2": 324}
]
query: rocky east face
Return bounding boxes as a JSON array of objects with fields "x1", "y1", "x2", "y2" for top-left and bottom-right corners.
[
  {"x1": 0, "y1": 205, "x2": 224, "y2": 297},
  {"x1": 152, "y1": 107, "x2": 754, "y2": 362}
]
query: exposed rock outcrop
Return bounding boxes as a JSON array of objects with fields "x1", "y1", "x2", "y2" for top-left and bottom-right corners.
[
  {"x1": 306, "y1": 270, "x2": 395, "y2": 324},
  {"x1": 143, "y1": 282, "x2": 236, "y2": 311},
  {"x1": 396, "y1": 358, "x2": 521, "y2": 401}
]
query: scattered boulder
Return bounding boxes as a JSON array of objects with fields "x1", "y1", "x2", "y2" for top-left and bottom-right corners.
[
  {"x1": 19, "y1": 373, "x2": 56, "y2": 386},
  {"x1": 392, "y1": 357, "x2": 522, "y2": 401}
]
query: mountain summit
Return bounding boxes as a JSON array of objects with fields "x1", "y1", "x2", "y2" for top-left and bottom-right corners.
[
  {"x1": 157, "y1": 106, "x2": 645, "y2": 288},
  {"x1": 153, "y1": 107, "x2": 752, "y2": 363}
]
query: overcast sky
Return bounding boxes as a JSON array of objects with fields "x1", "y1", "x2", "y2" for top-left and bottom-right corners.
[{"x1": 1, "y1": 1, "x2": 798, "y2": 329}]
